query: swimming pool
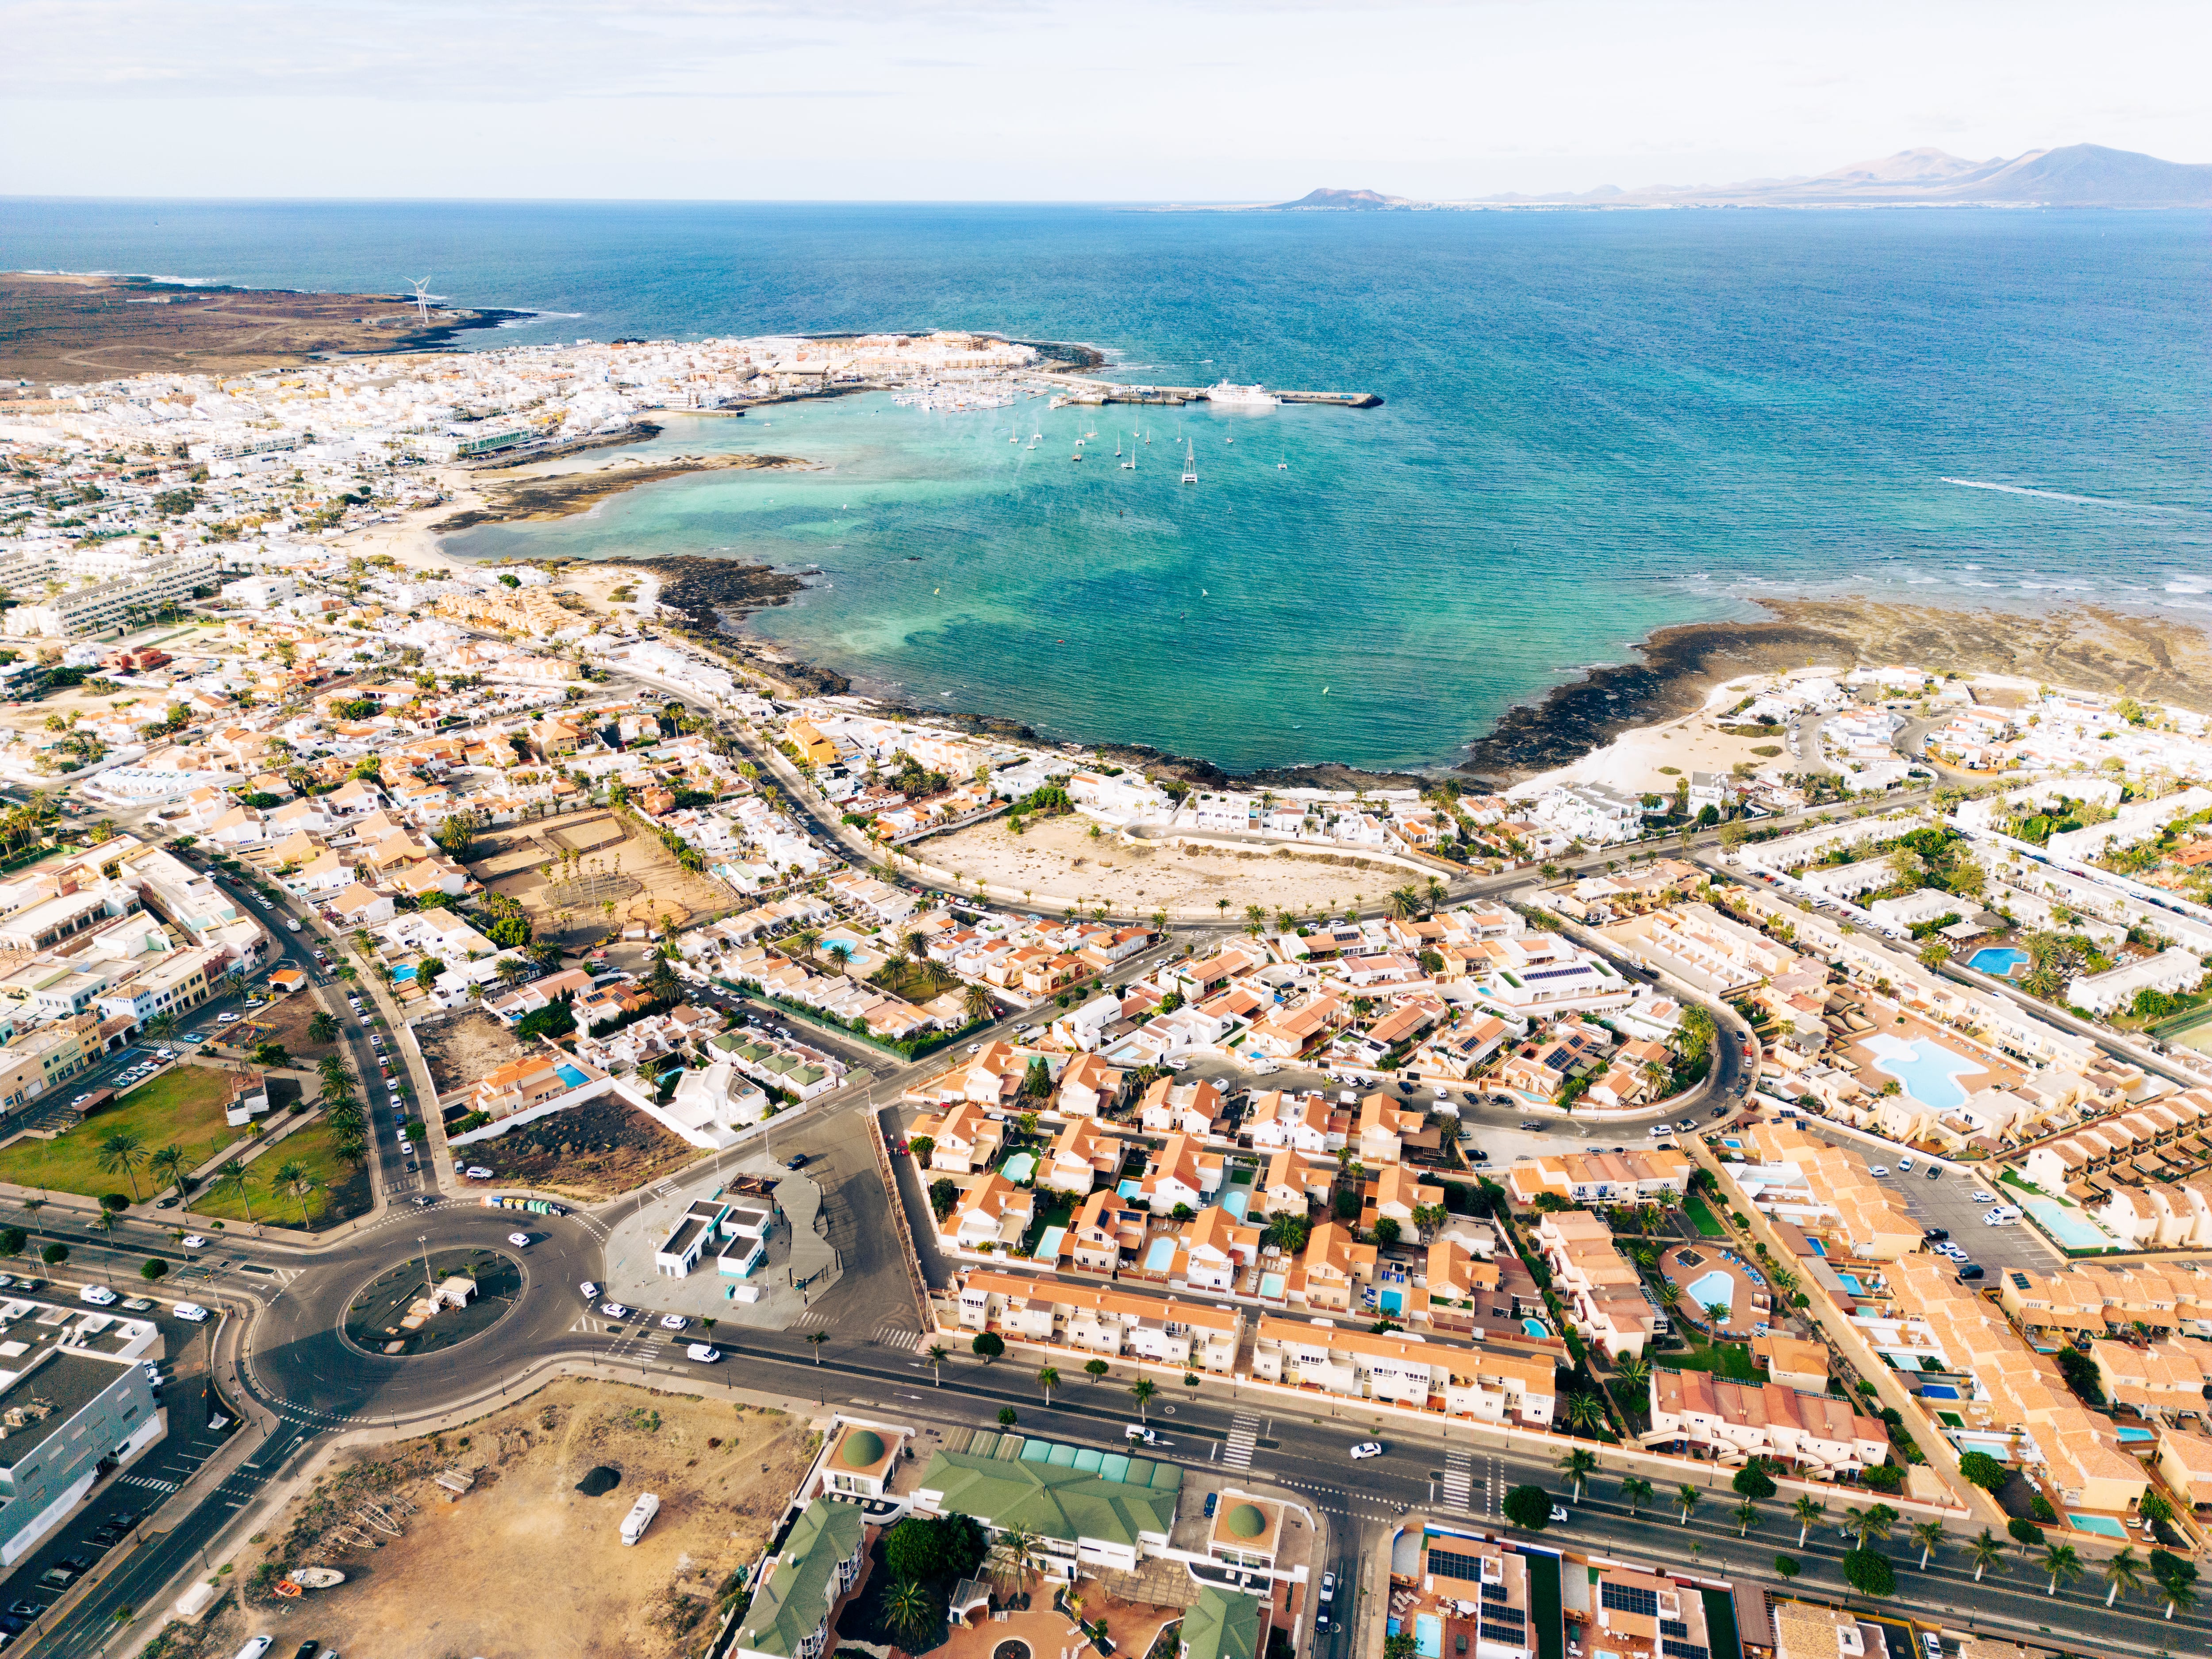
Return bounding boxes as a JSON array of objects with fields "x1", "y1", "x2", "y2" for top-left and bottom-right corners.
[
  {"x1": 2071, "y1": 1514, "x2": 2128, "y2": 1538},
  {"x1": 1918, "y1": 1383, "x2": 1960, "y2": 1400},
  {"x1": 1220, "y1": 1189, "x2": 1250, "y2": 1219},
  {"x1": 392, "y1": 963, "x2": 416, "y2": 981},
  {"x1": 2116, "y1": 1425, "x2": 2155, "y2": 1443},
  {"x1": 1144, "y1": 1236, "x2": 1177, "y2": 1271},
  {"x1": 2024, "y1": 1196, "x2": 2114, "y2": 1252},
  {"x1": 1522, "y1": 1317, "x2": 1550, "y2": 1339},
  {"x1": 1414, "y1": 1613, "x2": 1444, "y2": 1659},
  {"x1": 1968, "y1": 946, "x2": 2029, "y2": 977},
  {"x1": 555, "y1": 1063, "x2": 588, "y2": 1088},
  {"x1": 1862, "y1": 1033, "x2": 1982, "y2": 1114},
  {"x1": 1035, "y1": 1225, "x2": 1066, "y2": 1260},
  {"x1": 1002, "y1": 1152, "x2": 1036, "y2": 1183},
  {"x1": 1117, "y1": 1179, "x2": 1141, "y2": 1199},
  {"x1": 1834, "y1": 1272, "x2": 1866, "y2": 1295},
  {"x1": 1684, "y1": 1270, "x2": 1736, "y2": 1317},
  {"x1": 1259, "y1": 1271, "x2": 1286, "y2": 1300}
]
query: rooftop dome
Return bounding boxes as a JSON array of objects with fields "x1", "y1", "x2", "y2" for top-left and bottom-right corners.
[
  {"x1": 841, "y1": 1429, "x2": 887, "y2": 1468},
  {"x1": 1226, "y1": 1502, "x2": 1267, "y2": 1540}
]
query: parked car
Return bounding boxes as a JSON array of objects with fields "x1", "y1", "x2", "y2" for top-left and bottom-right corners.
[
  {"x1": 463, "y1": 1166, "x2": 494, "y2": 1180},
  {"x1": 1550, "y1": 1504, "x2": 1570, "y2": 1522},
  {"x1": 660, "y1": 1314, "x2": 689, "y2": 1331},
  {"x1": 1955, "y1": 1265, "x2": 1986, "y2": 1283},
  {"x1": 1923, "y1": 1228, "x2": 1949, "y2": 1242},
  {"x1": 1319, "y1": 1573, "x2": 1335, "y2": 1603},
  {"x1": 79, "y1": 1285, "x2": 118, "y2": 1307},
  {"x1": 1124, "y1": 1424, "x2": 1164, "y2": 1445},
  {"x1": 1869, "y1": 1165, "x2": 1889, "y2": 1177},
  {"x1": 173, "y1": 1303, "x2": 211, "y2": 1322},
  {"x1": 1203, "y1": 1492, "x2": 1218, "y2": 1518}
]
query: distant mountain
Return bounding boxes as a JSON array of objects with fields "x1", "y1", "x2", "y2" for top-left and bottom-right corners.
[
  {"x1": 1265, "y1": 188, "x2": 1406, "y2": 211},
  {"x1": 1460, "y1": 143, "x2": 2212, "y2": 209}
]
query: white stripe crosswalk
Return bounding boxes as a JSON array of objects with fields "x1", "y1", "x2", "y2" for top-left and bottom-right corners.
[
  {"x1": 1222, "y1": 1413, "x2": 1259, "y2": 1471},
  {"x1": 119, "y1": 1473, "x2": 179, "y2": 1493},
  {"x1": 1441, "y1": 1451, "x2": 1473, "y2": 1511},
  {"x1": 872, "y1": 1325, "x2": 921, "y2": 1350}
]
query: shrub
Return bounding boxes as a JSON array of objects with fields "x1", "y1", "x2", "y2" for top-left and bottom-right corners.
[
  {"x1": 1732, "y1": 1463, "x2": 1776, "y2": 1501},
  {"x1": 141, "y1": 1258, "x2": 167, "y2": 1282},
  {"x1": 1957, "y1": 1450, "x2": 2008, "y2": 1493},
  {"x1": 1773, "y1": 1554, "x2": 1800, "y2": 1581},
  {"x1": 41, "y1": 1244, "x2": 66, "y2": 1267},
  {"x1": 2029, "y1": 1492, "x2": 2057, "y2": 1524},
  {"x1": 970, "y1": 1332, "x2": 1004, "y2": 1362},
  {"x1": 2008, "y1": 1517, "x2": 2040, "y2": 1547},
  {"x1": 0, "y1": 1228, "x2": 21, "y2": 1257},
  {"x1": 100, "y1": 1193, "x2": 131, "y2": 1212}
]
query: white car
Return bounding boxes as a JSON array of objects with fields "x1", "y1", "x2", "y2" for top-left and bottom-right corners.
[
  {"x1": 173, "y1": 1302, "x2": 210, "y2": 1322},
  {"x1": 1349, "y1": 1441, "x2": 1384, "y2": 1460},
  {"x1": 507, "y1": 1232, "x2": 532, "y2": 1248},
  {"x1": 1319, "y1": 1573, "x2": 1336, "y2": 1603},
  {"x1": 180, "y1": 1235, "x2": 208, "y2": 1249},
  {"x1": 580, "y1": 1281, "x2": 600, "y2": 1299},
  {"x1": 1869, "y1": 1165, "x2": 1889, "y2": 1177},
  {"x1": 686, "y1": 1344, "x2": 722, "y2": 1363},
  {"x1": 600, "y1": 1302, "x2": 632, "y2": 1319},
  {"x1": 1550, "y1": 1504, "x2": 1570, "y2": 1523},
  {"x1": 216, "y1": 1012, "x2": 240, "y2": 1023},
  {"x1": 79, "y1": 1284, "x2": 119, "y2": 1306},
  {"x1": 659, "y1": 1314, "x2": 689, "y2": 1331},
  {"x1": 1970, "y1": 1190, "x2": 1995, "y2": 1203}
]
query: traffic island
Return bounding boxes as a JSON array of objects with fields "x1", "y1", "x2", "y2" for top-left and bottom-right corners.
[{"x1": 340, "y1": 1248, "x2": 523, "y2": 1356}]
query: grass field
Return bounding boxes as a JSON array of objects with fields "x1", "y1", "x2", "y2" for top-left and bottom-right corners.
[
  {"x1": 0, "y1": 1066, "x2": 248, "y2": 1200},
  {"x1": 188, "y1": 1117, "x2": 371, "y2": 1231},
  {"x1": 1683, "y1": 1193, "x2": 1728, "y2": 1239},
  {"x1": 1656, "y1": 1338, "x2": 1762, "y2": 1381}
]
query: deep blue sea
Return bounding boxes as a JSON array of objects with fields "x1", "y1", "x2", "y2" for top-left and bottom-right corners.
[{"x1": 5, "y1": 200, "x2": 2206, "y2": 772}]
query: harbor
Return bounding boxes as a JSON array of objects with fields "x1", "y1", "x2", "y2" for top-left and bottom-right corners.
[{"x1": 1044, "y1": 373, "x2": 1382, "y2": 408}]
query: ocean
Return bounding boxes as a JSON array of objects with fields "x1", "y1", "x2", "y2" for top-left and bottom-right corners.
[{"x1": 5, "y1": 199, "x2": 2207, "y2": 773}]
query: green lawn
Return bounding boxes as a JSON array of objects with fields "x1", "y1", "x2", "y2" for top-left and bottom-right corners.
[
  {"x1": 0, "y1": 1066, "x2": 248, "y2": 1200},
  {"x1": 1657, "y1": 1343, "x2": 1761, "y2": 1382},
  {"x1": 188, "y1": 1118, "x2": 370, "y2": 1231},
  {"x1": 1683, "y1": 1193, "x2": 1727, "y2": 1239}
]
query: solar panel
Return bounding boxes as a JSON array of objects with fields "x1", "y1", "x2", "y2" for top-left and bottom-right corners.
[
  {"x1": 1601, "y1": 1583, "x2": 1660, "y2": 1618},
  {"x1": 1524, "y1": 965, "x2": 1595, "y2": 983},
  {"x1": 1482, "y1": 1606, "x2": 1526, "y2": 1629},
  {"x1": 1429, "y1": 1548, "x2": 1487, "y2": 1583},
  {"x1": 1481, "y1": 1582, "x2": 1509, "y2": 1602},
  {"x1": 1662, "y1": 1621, "x2": 1690, "y2": 1640},
  {"x1": 1662, "y1": 1643, "x2": 1708, "y2": 1659}
]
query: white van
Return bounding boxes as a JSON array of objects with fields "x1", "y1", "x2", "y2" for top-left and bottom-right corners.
[
  {"x1": 620, "y1": 1491, "x2": 661, "y2": 1546},
  {"x1": 1897, "y1": 1154, "x2": 1915, "y2": 1173},
  {"x1": 233, "y1": 1639, "x2": 273, "y2": 1659}
]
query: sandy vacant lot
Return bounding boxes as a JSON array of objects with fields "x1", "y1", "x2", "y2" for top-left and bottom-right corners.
[
  {"x1": 474, "y1": 811, "x2": 733, "y2": 942},
  {"x1": 158, "y1": 1380, "x2": 821, "y2": 1659},
  {"x1": 416, "y1": 1008, "x2": 530, "y2": 1100},
  {"x1": 1520, "y1": 702, "x2": 1792, "y2": 799},
  {"x1": 925, "y1": 812, "x2": 1405, "y2": 919}
]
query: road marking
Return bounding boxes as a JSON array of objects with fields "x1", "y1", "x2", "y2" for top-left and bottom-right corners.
[
  {"x1": 871, "y1": 1324, "x2": 921, "y2": 1350},
  {"x1": 1222, "y1": 1413, "x2": 1259, "y2": 1471},
  {"x1": 117, "y1": 1473, "x2": 179, "y2": 1493},
  {"x1": 790, "y1": 1310, "x2": 829, "y2": 1331},
  {"x1": 1441, "y1": 1451, "x2": 1472, "y2": 1511}
]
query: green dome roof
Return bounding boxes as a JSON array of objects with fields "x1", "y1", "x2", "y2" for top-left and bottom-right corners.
[
  {"x1": 841, "y1": 1429, "x2": 887, "y2": 1468},
  {"x1": 1226, "y1": 1502, "x2": 1267, "y2": 1540}
]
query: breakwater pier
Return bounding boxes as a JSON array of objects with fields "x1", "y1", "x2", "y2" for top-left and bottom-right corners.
[{"x1": 1044, "y1": 375, "x2": 1382, "y2": 409}]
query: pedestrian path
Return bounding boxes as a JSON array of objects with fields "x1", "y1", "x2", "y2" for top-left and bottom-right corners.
[
  {"x1": 870, "y1": 1324, "x2": 921, "y2": 1350},
  {"x1": 117, "y1": 1472, "x2": 179, "y2": 1494},
  {"x1": 1442, "y1": 1450, "x2": 1473, "y2": 1511},
  {"x1": 790, "y1": 1309, "x2": 830, "y2": 1332},
  {"x1": 1222, "y1": 1413, "x2": 1260, "y2": 1471}
]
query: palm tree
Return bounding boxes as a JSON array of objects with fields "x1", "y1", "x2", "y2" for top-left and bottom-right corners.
[
  {"x1": 1702, "y1": 1300, "x2": 1729, "y2": 1328},
  {"x1": 1613, "y1": 1353, "x2": 1651, "y2": 1395},
  {"x1": 991, "y1": 1525, "x2": 1043, "y2": 1594},
  {"x1": 2039, "y1": 1542, "x2": 2083, "y2": 1597},
  {"x1": 1792, "y1": 1495, "x2": 1825, "y2": 1546},
  {"x1": 1388, "y1": 887, "x2": 1421, "y2": 921},
  {"x1": 2102, "y1": 1545, "x2": 2147, "y2": 1608},
  {"x1": 147, "y1": 1144, "x2": 187, "y2": 1202},
  {"x1": 215, "y1": 1160, "x2": 254, "y2": 1222},
  {"x1": 96, "y1": 1131, "x2": 149, "y2": 1202},
  {"x1": 1845, "y1": 1503, "x2": 1897, "y2": 1550},
  {"x1": 1620, "y1": 1476, "x2": 1653, "y2": 1517},
  {"x1": 1675, "y1": 1484, "x2": 1700, "y2": 1526},
  {"x1": 273, "y1": 1158, "x2": 314, "y2": 1225},
  {"x1": 1910, "y1": 1520, "x2": 1944, "y2": 1570},
  {"x1": 1565, "y1": 1391, "x2": 1604, "y2": 1435},
  {"x1": 1037, "y1": 1366, "x2": 1060, "y2": 1405},
  {"x1": 806, "y1": 1331, "x2": 828, "y2": 1364},
  {"x1": 926, "y1": 1344, "x2": 948, "y2": 1385},
  {"x1": 1558, "y1": 1447, "x2": 1598, "y2": 1502},
  {"x1": 1733, "y1": 1500, "x2": 1759, "y2": 1537},
  {"x1": 963, "y1": 983, "x2": 995, "y2": 1024},
  {"x1": 2164, "y1": 1575, "x2": 2197, "y2": 1621},
  {"x1": 147, "y1": 1012, "x2": 178, "y2": 1043},
  {"x1": 1964, "y1": 1528, "x2": 2004, "y2": 1582},
  {"x1": 1129, "y1": 1378, "x2": 1157, "y2": 1421},
  {"x1": 884, "y1": 1579, "x2": 935, "y2": 1647},
  {"x1": 88, "y1": 1207, "x2": 119, "y2": 1277}
]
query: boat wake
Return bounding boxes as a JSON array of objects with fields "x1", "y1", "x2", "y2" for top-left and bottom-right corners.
[{"x1": 1940, "y1": 477, "x2": 2170, "y2": 513}]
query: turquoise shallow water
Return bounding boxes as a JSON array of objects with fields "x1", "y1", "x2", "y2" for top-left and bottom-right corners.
[{"x1": 6, "y1": 201, "x2": 2206, "y2": 772}]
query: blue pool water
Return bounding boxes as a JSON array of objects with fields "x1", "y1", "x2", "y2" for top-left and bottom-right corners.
[
  {"x1": 2024, "y1": 1197, "x2": 2113, "y2": 1251},
  {"x1": 1968, "y1": 947, "x2": 2029, "y2": 977},
  {"x1": 1522, "y1": 1317, "x2": 1550, "y2": 1338},
  {"x1": 1260, "y1": 1271, "x2": 1286, "y2": 1300},
  {"x1": 2116, "y1": 1426, "x2": 2154, "y2": 1442},
  {"x1": 555, "y1": 1064, "x2": 588, "y2": 1088},
  {"x1": 1685, "y1": 1270, "x2": 1736, "y2": 1316},
  {"x1": 392, "y1": 963, "x2": 416, "y2": 981},
  {"x1": 1144, "y1": 1236, "x2": 1177, "y2": 1271},
  {"x1": 1415, "y1": 1614, "x2": 1443, "y2": 1659},
  {"x1": 1117, "y1": 1179, "x2": 1141, "y2": 1199},
  {"x1": 1834, "y1": 1273, "x2": 1866, "y2": 1295},
  {"x1": 2071, "y1": 1514, "x2": 2128, "y2": 1538},
  {"x1": 1221, "y1": 1189, "x2": 1250, "y2": 1219},
  {"x1": 1002, "y1": 1152, "x2": 1036, "y2": 1183},
  {"x1": 1379, "y1": 1289, "x2": 1404, "y2": 1315},
  {"x1": 1919, "y1": 1383, "x2": 1960, "y2": 1400},
  {"x1": 1035, "y1": 1225, "x2": 1066, "y2": 1260},
  {"x1": 1862, "y1": 1033, "x2": 1982, "y2": 1114},
  {"x1": 1809, "y1": 1238, "x2": 1827, "y2": 1256}
]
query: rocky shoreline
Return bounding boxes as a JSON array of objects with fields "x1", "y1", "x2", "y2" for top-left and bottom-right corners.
[{"x1": 434, "y1": 452, "x2": 808, "y2": 531}]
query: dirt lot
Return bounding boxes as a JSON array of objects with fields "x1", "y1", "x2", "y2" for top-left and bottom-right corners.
[
  {"x1": 146, "y1": 1380, "x2": 821, "y2": 1659},
  {"x1": 460, "y1": 1092, "x2": 701, "y2": 1198},
  {"x1": 470, "y1": 810, "x2": 733, "y2": 945},
  {"x1": 416, "y1": 1008, "x2": 530, "y2": 1099},
  {"x1": 927, "y1": 812, "x2": 1402, "y2": 920},
  {"x1": 231, "y1": 991, "x2": 342, "y2": 1068}
]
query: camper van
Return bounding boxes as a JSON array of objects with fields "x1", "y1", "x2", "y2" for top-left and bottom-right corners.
[{"x1": 620, "y1": 1492, "x2": 661, "y2": 1547}]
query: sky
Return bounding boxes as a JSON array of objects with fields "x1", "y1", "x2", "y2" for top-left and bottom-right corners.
[{"x1": 4, "y1": 0, "x2": 2207, "y2": 200}]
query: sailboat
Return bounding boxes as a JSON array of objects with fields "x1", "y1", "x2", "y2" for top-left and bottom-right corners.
[
  {"x1": 1121, "y1": 440, "x2": 1135, "y2": 471},
  {"x1": 1181, "y1": 440, "x2": 1198, "y2": 485},
  {"x1": 1071, "y1": 437, "x2": 1085, "y2": 462},
  {"x1": 1115, "y1": 432, "x2": 1123, "y2": 457},
  {"x1": 1277, "y1": 457, "x2": 1288, "y2": 470}
]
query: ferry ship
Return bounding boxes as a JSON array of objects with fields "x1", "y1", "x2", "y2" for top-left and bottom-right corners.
[{"x1": 1204, "y1": 380, "x2": 1278, "y2": 409}]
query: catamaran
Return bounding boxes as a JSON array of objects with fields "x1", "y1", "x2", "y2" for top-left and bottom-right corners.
[{"x1": 1181, "y1": 440, "x2": 1198, "y2": 485}]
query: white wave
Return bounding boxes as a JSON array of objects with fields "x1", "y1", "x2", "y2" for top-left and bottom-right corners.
[
  {"x1": 1941, "y1": 477, "x2": 2170, "y2": 513},
  {"x1": 2168, "y1": 581, "x2": 2212, "y2": 595},
  {"x1": 1906, "y1": 577, "x2": 1939, "y2": 584},
  {"x1": 2018, "y1": 581, "x2": 2091, "y2": 591}
]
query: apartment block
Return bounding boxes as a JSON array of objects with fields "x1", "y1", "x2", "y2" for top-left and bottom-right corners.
[{"x1": 952, "y1": 1271, "x2": 1242, "y2": 1373}]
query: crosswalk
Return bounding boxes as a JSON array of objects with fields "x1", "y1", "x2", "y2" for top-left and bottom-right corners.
[
  {"x1": 790, "y1": 1309, "x2": 830, "y2": 1332},
  {"x1": 871, "y1": 1324, "x2": 921, "y2": 1350},
  {"x1": 1222, "y1": 1413, "x2": 1260, "y2": 1471},
  {"x1": 118, "y1": 1472, "x2": 179, "y2": 1494},
  {"x1": 1441, "y1": 1451, "x2": 1473, "y2": 1512}
]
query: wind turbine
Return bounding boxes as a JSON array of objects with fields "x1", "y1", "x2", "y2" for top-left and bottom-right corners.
[{"x1": 409, "y1": 277, "x2": 433, "y2": 324}]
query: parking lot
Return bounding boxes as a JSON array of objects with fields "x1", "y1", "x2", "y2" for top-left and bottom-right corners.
[{"x1": 1808, "y1": 1129, "x2": 2060, "y2": 1274}]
